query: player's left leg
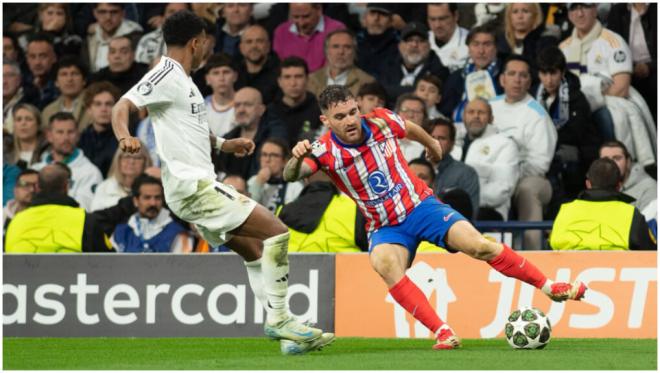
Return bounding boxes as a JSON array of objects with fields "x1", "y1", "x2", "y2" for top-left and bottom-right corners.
[
  {"x1": 445, "y1": 220, "x2": 586, "y2": 302},
  {"x1": 230, "y1": 204, "x2": 325, "y2": 342},
  {"x1": 369, "y1": 242, "x2": 460, "y2": 350}
]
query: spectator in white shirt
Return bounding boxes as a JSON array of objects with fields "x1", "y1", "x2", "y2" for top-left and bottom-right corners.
[
  {"x1": 462, "y1": 98, "x2": 519, "y2": 220},
  {"x1": 490, "y1": 55, "x2": 557, "y2": 249},
  {"x1": 204, "y1": 53, "x2": 237, "y2": 138},
  {"x1": 426, "y1": 3, "x2": 469, "y2": 72}
]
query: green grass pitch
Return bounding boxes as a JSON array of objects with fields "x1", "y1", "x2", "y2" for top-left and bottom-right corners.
[{"x1": 3, "y1": 337, "x2": 656, "y2": 370}]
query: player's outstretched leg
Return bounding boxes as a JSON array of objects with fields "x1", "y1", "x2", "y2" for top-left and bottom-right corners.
[
  {"x1": 228, "y1": 207, "x2": 325, "y2": 343},
  {"x1": 371, "y1": 244, "x2": 461, "y2": 350},
  {"x1": 445, "y1": 221, "x2": 587, "y2": 302}
]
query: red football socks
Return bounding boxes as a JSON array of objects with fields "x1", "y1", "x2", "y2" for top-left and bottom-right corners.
[
  {"x1": 389, "y1": 275, "x2": 444, "y2": 334},
  {"x1": 487, "y1": 244, "x2": 547, "y2": 289}
]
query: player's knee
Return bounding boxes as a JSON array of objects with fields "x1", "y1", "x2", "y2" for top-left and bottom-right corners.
[
  {"x1": 369, "y1": 253, "x2": 397, "y2": 279},
  {"x1": 470, "y1": 237, "x2": 499, "y2": 261}
]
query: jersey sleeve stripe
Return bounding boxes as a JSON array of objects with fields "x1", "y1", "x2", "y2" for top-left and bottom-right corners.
[
  {"x1": 146, "y1": 60, "x2": 171, "y2": 82},
  {"x1": 151, "y1": 65, "x2": 174, "y2": 85},
  {"x1": 147, "y1": 60, "x2": 173, "y2": 84}
]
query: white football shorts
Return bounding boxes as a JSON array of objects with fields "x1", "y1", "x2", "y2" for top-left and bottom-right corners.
[{"x1": 168, "y1": 179, "x2": 257, "y2": 247}]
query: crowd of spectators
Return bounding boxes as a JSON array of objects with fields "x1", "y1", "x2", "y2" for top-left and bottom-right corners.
[{"x1": 3, "y1": 3, "x2": 657, "y2": 252}]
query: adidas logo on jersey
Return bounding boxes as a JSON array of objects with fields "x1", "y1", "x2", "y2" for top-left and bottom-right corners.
[{"x1": 189, "y1": 89, "x2": 195, "y2": 98}]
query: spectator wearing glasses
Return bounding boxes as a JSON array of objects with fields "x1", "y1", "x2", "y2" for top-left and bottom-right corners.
[
  {"x1": 247, "y1": 138, "x2": 304, "y2": 212},
  {"x1": 426, "y1": 3, "x2": 469, "y2": 72},
  {"x1": 3, "y1": 169, "x2": 39, "y2": 231}
]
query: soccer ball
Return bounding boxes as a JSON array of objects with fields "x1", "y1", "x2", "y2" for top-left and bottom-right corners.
[{"x1": 504, "y1": 306, "x2": 552, "y2": 349}]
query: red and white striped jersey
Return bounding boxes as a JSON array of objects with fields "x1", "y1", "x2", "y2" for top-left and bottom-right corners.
[{"x1": 304, "y1": 108, "x2": 433, "y2": 232}]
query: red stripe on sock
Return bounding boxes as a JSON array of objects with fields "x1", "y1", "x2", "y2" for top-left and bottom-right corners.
[
  {"x1": 389, "y1": 275, "x2": 444, "y2": 334},
  {"x1": 487, "y1": 244, "x2": 547, "y2": 289}
]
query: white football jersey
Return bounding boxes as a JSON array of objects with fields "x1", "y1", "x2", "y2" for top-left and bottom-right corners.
[
  {"x1": 123, "y1": 56, "x2": 216, "y2": 202},
  {"x1": 586, "y1": 29, "x2": 633, "y2": 78}
]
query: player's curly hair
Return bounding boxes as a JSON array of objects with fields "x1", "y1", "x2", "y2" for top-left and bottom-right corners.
[
  {"x1": 318, "y1": 85, "x2": 355, "y2": 112},
  {"x1": 162, "y1": 10, "x2": 206, "y2": 47}
]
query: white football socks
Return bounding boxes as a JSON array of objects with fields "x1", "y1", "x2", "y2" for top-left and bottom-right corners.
[
  {"x1": 260, "y1": 232, "x2": 291, "y2": 324},
  {"x1": 244, "y1": 258, "x2": 267, "y2": 307}
]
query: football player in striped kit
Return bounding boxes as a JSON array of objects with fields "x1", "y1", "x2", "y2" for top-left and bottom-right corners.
[{"x1": 284, "y1": 85, "x2": 587, "y2": 350}]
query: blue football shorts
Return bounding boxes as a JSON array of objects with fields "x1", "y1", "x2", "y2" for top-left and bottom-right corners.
[{"x1": 368, "y1": 197, "x2": 466, "y2": 263}]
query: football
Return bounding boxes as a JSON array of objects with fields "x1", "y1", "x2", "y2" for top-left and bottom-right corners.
[{"x1": 505, "y1": 306, "x2": 552, "y2": 349}]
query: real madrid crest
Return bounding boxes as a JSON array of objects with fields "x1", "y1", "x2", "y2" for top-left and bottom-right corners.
[
  {"x1": 480, "y1": 145, "x2": 490, "y2": 156},
  {"x1": 137, "y1": 81, "x2": 153, "y2": 96}
]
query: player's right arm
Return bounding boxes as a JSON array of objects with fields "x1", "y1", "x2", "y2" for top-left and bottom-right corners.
[
  {"x1": 283, "y1": 140, "x2": 318, "y2": 182},
  {"x1": 112, "y1": 98, "x2": 142, "y2": 154}
]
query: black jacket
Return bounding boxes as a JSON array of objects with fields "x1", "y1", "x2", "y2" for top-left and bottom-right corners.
[
  {"x1": 214, "y1": 111, "x2": 289, "y2": 180},
  {"x1": 279, "y1": 181, "x2": 368, "y2": 251},
  {"x1": 496, "y1": 24, "x2": 559, "y2": 82},
  {"x1": 267, "y1": 92, "x2": 322, "y2": 146},
  {"x1": 90, "y1": 63, "x2": 150, "y2": 95},
  {"x1": 77, "y1": 126, "x2": 118, "y2": 177},
  {"x1": 235, "y1": 54, "x2": 281, "y2": 105},
  {"x1": 381, "y1": 52, "x2": 450, "y2": 107},
  {"x1": 537, "y1": 72, "x2": 601, "y2": 198},
  {"x1": 607, "y1": 4, "x2": 656, "y2": 70},
  {"x1": 576, "y1": 189, "x2": 656, "y2": 250},
  {"x1": 356, "y1": 27, "x2": 400, "y2": 80}
]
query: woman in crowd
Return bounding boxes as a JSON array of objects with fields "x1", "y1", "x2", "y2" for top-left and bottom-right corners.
[
  {"x1": 5, "y1": 103, "x2": 47, "y2": 169},
  {"x1": 20, "y1": 3, "x2": 82, "y2": 56},
  {"x1": 498, "y1": 3, "x2": 558, "y2": 69},
  {"x1": 90, "y1": 144, "x2": 152, "y2": 211}
]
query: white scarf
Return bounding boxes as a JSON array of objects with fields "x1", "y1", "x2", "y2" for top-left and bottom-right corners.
[{"x1": 563, "y1": 21, "x2": 603, "y2": 76}]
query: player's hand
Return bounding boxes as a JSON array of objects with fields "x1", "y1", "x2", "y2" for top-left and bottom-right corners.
[
  {"x1": 292, "y1": 140, "x2": 312, "y2": 159},
  {"x1": 119, "y1": 136, "x2": 142, "y2": 154},
  {"x1": 256, "y1": 167, "x2": 271, "y2": 184},
  {"x1": 223, "y1": 138, "x2": 255, "y2": 157},
  {"x1": 426, "y1": 139, "x2": 443, "y2": 164}
]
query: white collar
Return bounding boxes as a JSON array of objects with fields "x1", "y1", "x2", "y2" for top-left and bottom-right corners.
[{"x1": 289, "y1": 16, "x2": 325, "y2": 36}]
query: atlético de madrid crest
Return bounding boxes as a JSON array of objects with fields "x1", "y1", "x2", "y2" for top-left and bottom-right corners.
[{"x1": 378, "y1": 140, "x2": 395, "y2": 158}]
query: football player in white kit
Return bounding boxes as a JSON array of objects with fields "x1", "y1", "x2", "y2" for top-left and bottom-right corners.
[{"x1": 111, "y1": 10, "x2": 333, "y2": 354}]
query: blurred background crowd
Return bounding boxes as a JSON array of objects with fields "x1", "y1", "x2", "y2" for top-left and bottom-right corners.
[{"x1": 3, "y1": 3, "x2": 657, "y2": 253}]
